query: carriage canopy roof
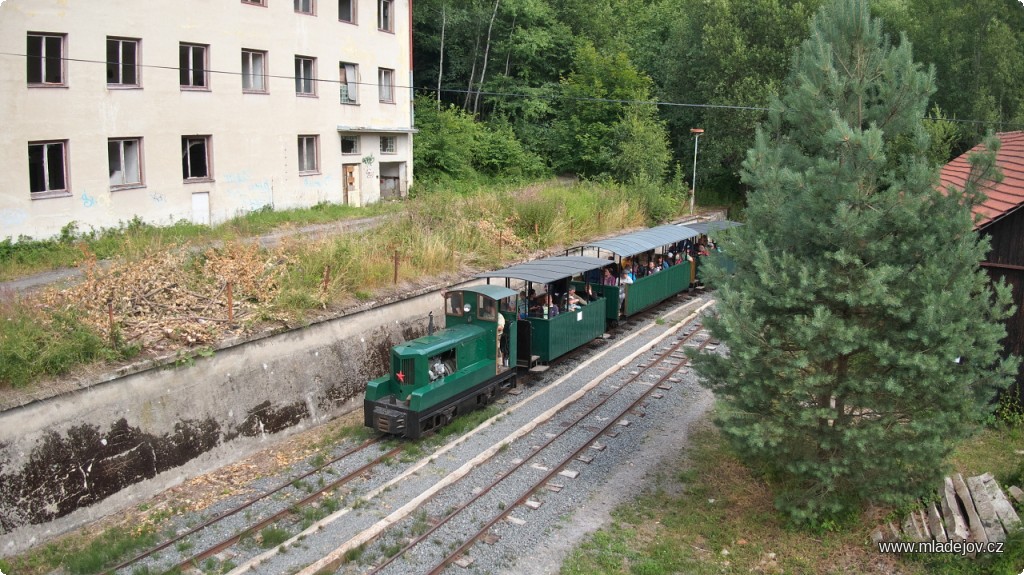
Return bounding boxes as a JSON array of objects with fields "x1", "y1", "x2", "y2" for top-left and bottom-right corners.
[
  {"x1": 476, "y1": 256, "x2": 611, "y2": 284},
  {"x1": 686, "y1": 220, "x2": 743, "y2": 235},
  {"x1": 452, "y1": 284, "x2": 518, "y2": 300},
  {"x1": 585, "y1": 224, "x2": 700, "y2": 257}
]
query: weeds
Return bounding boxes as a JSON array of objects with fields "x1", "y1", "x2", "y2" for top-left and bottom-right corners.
[{"x1": 258, "y1": 526, "x2": 291, "y2": 549}]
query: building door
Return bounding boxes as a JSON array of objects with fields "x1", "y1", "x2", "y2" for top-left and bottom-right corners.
[
  {"x1": 343, "y1": 164, "x2": 359, "y2": 206},
  {"x1": 191, "y1": 192, "x2": 210, "y2": 225}
]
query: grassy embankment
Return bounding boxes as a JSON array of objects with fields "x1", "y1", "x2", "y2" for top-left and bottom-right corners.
[
  {"x1": 561, "y1": 419, "x2": 1024, "y2": 575},
  {"x1": 0, "y1": 179, "x2": 658, "y2": 387}
]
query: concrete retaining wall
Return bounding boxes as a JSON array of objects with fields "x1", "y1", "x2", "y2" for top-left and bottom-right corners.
[{"x1": 0, "y1": 282, "x2": 453, "y2": 556}]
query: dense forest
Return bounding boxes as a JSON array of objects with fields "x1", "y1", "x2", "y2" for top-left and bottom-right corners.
[{"x1": 410, "y1": 0, "x2": 1024, "y2": 208}]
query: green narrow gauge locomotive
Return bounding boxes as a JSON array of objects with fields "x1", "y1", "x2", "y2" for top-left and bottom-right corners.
[{"x1": 364, "y1": 285, "x2": 519, "y2": 439}]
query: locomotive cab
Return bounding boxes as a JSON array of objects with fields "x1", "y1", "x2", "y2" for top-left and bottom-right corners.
[{"x1": 364, "y1": 285, "x2": 519, "y2": 438}]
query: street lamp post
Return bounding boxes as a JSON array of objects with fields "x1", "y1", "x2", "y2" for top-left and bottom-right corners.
[{"x1": 690, "y1": 128, "x2": 704, "y2": 215}]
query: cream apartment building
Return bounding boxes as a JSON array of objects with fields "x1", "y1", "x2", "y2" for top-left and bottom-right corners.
[{"x1": 0, "y1": 0, "x2": 413, "y2": 240}]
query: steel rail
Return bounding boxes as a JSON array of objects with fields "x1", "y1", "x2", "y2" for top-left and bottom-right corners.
[
  {"x1": 361, "y1": 322, "x2": 708, "y2": 575},
  {"x1": 104, "y1": 436, "x2": 382, "y2": 574},
  {"x1": 424, "y1": 332, "x2": 712, "y2": 575},
  {"x1": 160, "y1": 445, "x2": 403, "y2": 574}
]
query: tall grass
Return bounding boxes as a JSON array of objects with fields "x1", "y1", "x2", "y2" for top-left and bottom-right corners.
[
  {"x1": 0, "y1": 203, "x2": 398, "y2": 281},
  {"x1": 1, "y1": 180, "x2": 675, "y2": 389}
]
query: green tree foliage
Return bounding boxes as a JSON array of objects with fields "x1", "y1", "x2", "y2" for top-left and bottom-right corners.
[
  {"x1": 691, "y1": 0, "x2": 1019, "y2": 527},
  {"x1": 547, "y1": 42, "x2": 669, "y2": 182},
  {"x1": 412, "y1": 96, "x2": 546, "y2": 182},
  {"x1": 882, "y1": 0, "x2": 1024, "y2": 152},
  {"x1": 646, "y1": 0, "x2": 817, "y2": 190},
  {"x1": 412, "y1": 0, "x2": 1023, "y2": 204}
]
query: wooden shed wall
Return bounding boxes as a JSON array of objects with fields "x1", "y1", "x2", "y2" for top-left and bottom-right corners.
[{"x1": 981, "y1": 207, "x2": 1024, "y2": 394}]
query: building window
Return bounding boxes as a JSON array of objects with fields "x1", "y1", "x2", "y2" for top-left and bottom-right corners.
[
  {"x1": 377, "y1": 0, "x2": 393, "y2": 32},
  {"x1": 26, "y1": 33, "x2": 65, "y2": 86},
  {"x1": 242, "y1": 49, "x2": 268, "y2": 93},
  {"x1": 180, "y1": 43, "x2": 208, "y2": 89},
  {"x1": 108, "y1": 138, "x2": 143, "y2": 188},
  {"x1": 380, "y1": 136, "x2": 396, "y2": 154},
  {"x1": 295, "y1": 0, "x2": 314, "y2": 14},
  {"x1": 242, "y1": 0, "x2": 266, "y2": 6},
  {"x1": 341, "y1": 135, "x2": 359, "y2": 154},
  {"x1": 338, "y1": 0, "x2": 354, "y2": 22},
  {"x1": 339, "y1": 62, "x2": 358, "y2": 104},
  {"x1": 182, "y1": 136, "x2": 212, "y2": 181},
  {"x1": 28, "y1": 140, "x2": 69, "y2": 197},
  {"x1": 378, "y1": 68, "x2": 394, "y2": 103},
  {"x1": 295, "y1": 56, "x2": 316, "y2": 96},
  {"x1": 298, "y1": 135, "x2": 319, "y2": 174},
  {"x1": 106, "y1": 37, "x2": 139, "y2": 87}
]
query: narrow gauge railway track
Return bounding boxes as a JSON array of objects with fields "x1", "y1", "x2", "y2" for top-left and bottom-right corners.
[
  {"x1": 106, "y1": 437, "x2": 398, "y2": 575},
  {"x1": 372, "y1": 325, "x2": 712, "y2": 575},
  {"x1": 290, "y1": 299, "x2": 715, "y2": 575}
]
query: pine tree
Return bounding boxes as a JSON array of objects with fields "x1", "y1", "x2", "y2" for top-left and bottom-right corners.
[{"x1": 692, "y1": 0, "x2": 1019, "y2": 527}]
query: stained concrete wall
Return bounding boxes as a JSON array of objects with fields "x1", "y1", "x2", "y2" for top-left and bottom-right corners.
[{"x1": 0, "y1": 281, "x2": 458, "y2": 556}]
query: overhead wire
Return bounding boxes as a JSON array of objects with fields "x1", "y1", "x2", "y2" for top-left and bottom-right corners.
[{"x1": 2, "y1": 50, "x2": 1022, "y2": 130}]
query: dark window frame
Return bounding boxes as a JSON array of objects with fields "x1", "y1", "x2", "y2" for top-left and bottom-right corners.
[
  {"x1": 298, "y1": 135, "x2": 320, "y2": 174},
  {"x1": 182, "y1": 136, "x2": 213, "y2": 182},
  {"x1": 179, "y1": 42, "x2": 209, "y2": 90},
  {"x1": 295, "y1": 55, "x2": 317, "y2": 96},
  {"x1": 27, "y1": 32, "x2": 66, "y2": 86},
  {"x1": 108, "y1": 137, "x2": 145, "y2": 189},
  {"x1": 340, "y1": 135, "x2": 360, "y2": 154},
  {"x1": 28, "y1": 140, "x2": 71, "y2": 198},
  {"x1": 106, "y1": 37, "x2": 140, "y2": 87},
  {"x1": 242, "y1": 48, "x2": 268, "y2": 93},
  {"x1": 378, "y1": 67, "x2": 394, "y2": 103},
  {"x1": 338, "y1": 0, "x2": 355, "y2": 23},
  {"x1": 377, "y1": 0, "x2": 394, "y2": 32}
]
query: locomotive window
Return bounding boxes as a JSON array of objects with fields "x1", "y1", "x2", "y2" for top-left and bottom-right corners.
[
  {"x1": 446, "y1": 292, "x2": 464, "y2": 316},
  {"x1": 477, "y1": 295, "x2": 497, "y2": 321},
  {"x1": 427, "y1": 350, "x2": 456, "y2": 382}
]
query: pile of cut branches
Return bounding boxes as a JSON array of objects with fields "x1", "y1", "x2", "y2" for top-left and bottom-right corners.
[{"x1": 35, "y1": 242, "x2": 290, "y2": 352}]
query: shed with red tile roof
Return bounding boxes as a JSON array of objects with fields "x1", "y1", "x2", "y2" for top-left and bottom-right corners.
[{"x1": 939, "y1": 131, "x2": 1024, "y2": 395}]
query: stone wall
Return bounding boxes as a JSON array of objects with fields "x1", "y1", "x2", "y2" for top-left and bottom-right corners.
[{"x1": 0, "y1": 283, "x2": 449, "y2": 556}]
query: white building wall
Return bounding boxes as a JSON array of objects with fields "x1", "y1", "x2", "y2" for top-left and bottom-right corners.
[{"x1": 0, "y1": 0, "x2": 413, "y2": 240}]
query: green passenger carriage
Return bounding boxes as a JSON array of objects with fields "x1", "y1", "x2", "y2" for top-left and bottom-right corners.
[
  {"x1": 585, "y1": 224, "x2": 700, "y2": 317},
  {"x1": 477, "y1": 256, "x2": 611, "y2": 365}
]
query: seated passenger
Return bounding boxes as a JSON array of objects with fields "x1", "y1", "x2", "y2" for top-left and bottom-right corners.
[
  {"x1": 646, "y1": 260, "x2": 658, "y2": 275},
  {"x1": 635, "y1": 261, "x2": 648, "y2": 279},
  {"x1": 548, "y1": 294, "x2": 560, "y2": 317},
  {"x1": 602, "y1": 268, "x2": 617, "y2": 286},
  {"x1": 566, "y1": 286, "x2": 586, "y2": 310},
  {"x1": 579, "y1": 284, "x2": 598, "y2": 303}
]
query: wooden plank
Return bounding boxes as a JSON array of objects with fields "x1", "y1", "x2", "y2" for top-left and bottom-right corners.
[
  {"x1": 1008, "y1": 485, "x2": 1024, "y2": 505},
  {"x1": 903, "y1": 513, "x2": 924, "y2": 542},
  {"x1": 980, "y1": 473, "x2": 1021, "y2": 534},
  {"x1": 928, "y1": 502, "x2": 948, "y2": 543},
  {"x1": 967, "y1": 474, "x2": 1005, "y2": 543},
  {"x1": 942, "y1": 477, "x2": 969, "y2": 542},
  {"x1": 952, "y1": 473, "x2": 988, "y2": 543},
  {"x1": 917, "y1": 509, "x2": 932, "y2": 540}
]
